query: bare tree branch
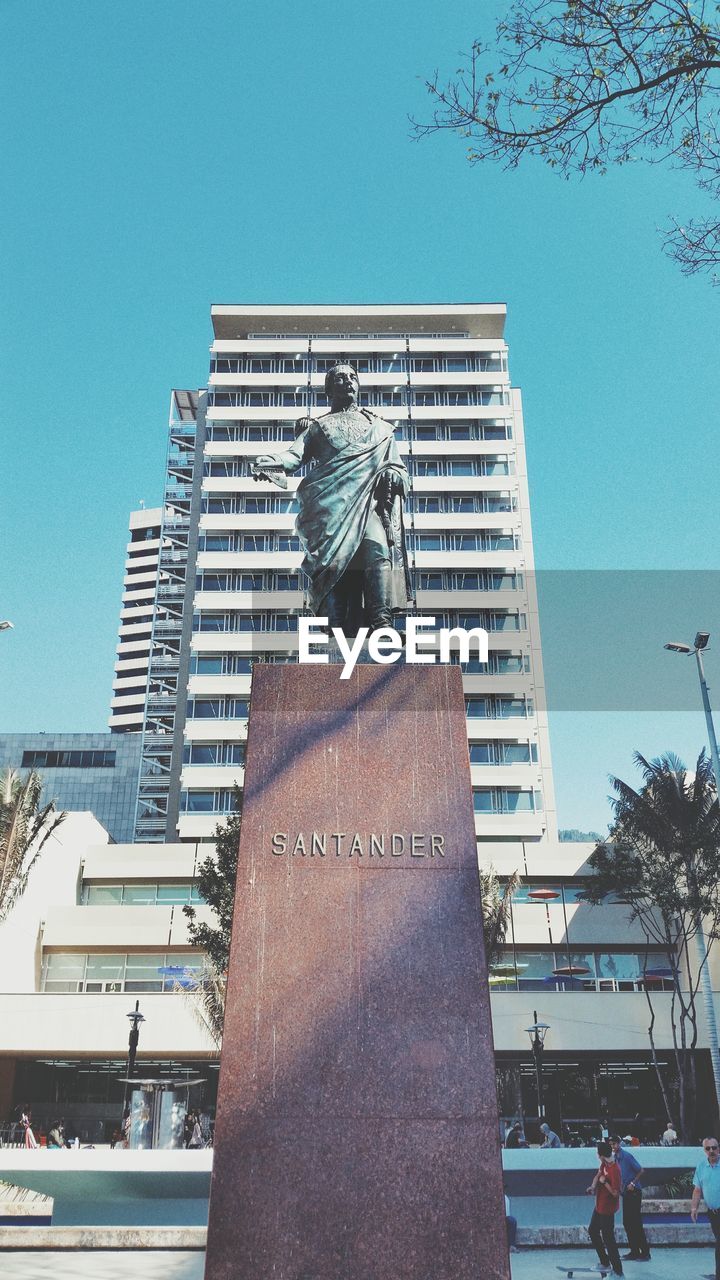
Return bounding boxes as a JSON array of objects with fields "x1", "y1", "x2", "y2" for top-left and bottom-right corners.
[{"x1": 411, "y1": 0, "x2": 720, "y2": 278}]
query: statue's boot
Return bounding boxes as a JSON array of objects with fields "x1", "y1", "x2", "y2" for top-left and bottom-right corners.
[{"x1": 363, "y1": 561, "x2": 393, "y2": 631}]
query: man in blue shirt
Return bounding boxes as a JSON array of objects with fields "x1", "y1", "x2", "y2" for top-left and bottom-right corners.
[
  {"x1": 610, "y1": 1135, "x2": 650, "y2": 1262},
  {"x1": 692, "y1": 1136, "x2": 720, "y2": 1279}
]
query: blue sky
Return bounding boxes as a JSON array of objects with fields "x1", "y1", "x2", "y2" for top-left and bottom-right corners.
[{"x1": 1, "y1": 0, "x2": 718, "y2": 832}]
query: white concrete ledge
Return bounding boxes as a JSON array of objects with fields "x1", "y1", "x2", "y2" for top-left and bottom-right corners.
[{"x1": 0, "y1": 1226, "x2": 207, "y2": 1249}]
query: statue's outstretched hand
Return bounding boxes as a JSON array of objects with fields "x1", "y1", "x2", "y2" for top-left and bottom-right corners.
[{"x1": 252, "y1": 456, "x2": 288, "y2": 489}]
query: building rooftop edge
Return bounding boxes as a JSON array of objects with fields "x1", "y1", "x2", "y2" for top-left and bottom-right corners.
[{"x1": 210, "y1": 303, "x2": 507, "y2": 341}]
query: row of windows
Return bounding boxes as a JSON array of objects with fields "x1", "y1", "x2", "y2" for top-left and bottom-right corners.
[
  {"x1": 506, "y1": 881, "x2": 626, "y2": 906},
  {"x1": 204, "y1": 456, "x2": 514, "y2": 479},
  {"x1": 417, "y1": 493, "x2": 517, "y2": 513},
  {"x1": 466, "y1": 697, "x2": 534, "y2": 719},
  {"x1": 195, "y1": 570, "x2": 521, "y2": 595},
  {"x1": 192, "y1": 610, "x2": 527, "y2": 635},
  {"x1": 193, "y1": 613, "x2": 299, "y2": 633},
  {"x1": 210, "y1": 355, "x2": 506, "y2": 375},
  {"x1": 201, "y1": 491, "x2": 518, "y2": 516},
  {"x1": 473, "y1": 788, "x2": 541, "y2": 814},
  {"x1": 180, "y1": 789, "x2": 241, "y2": 813},
  {"x1": 470, "y1": 741, "x2": 538, "y2": 764},
  {"x1": 41, "y1": 951, "x2": 203, "y2": 993},
  {"x1": 82, "y1": 883, "x2": 205, "y2": 906},
  {"x1": 412, "y1": 457, "x2": 512, "y2": 477},
  {"x1": 491, "y1": 949, "x2": 675, "y2": 993},
  {"x1": 188, "y1": 650, "x2": 528, "y2": 677},
  {"x1": 186, "y1": 698, "x2": 249, "y2": 720},
  {"x1": 208, "y1": 389, "x2": 509, "y2": 409},
  {"x1": 205, "y1": 419, "x2": 512, "y2": 443},
  {"x1": 185, "y1": 692, "x2": 531, "y2": 723},
  {"x1": 199, "y1": 532, "x2": 301, "y2": 552},
  {"x1": 419, "y1": 570, "x2": 522, "y2": 591},
  {"x1": 196, "y1": 572, "x2": 301, "y2": 592},
  {"x1": 189, "y1": 653, "x2": 299, "y2": 675},
  {"x1": 183, "y1": 742, "x2": 246, "y2": 766},
  {"x1": 415, "y1": 532, "x2": 517, "y2": 553},
  {"x1": 180, "y1": 785, "x2": 538, "y2": 816},
  {"x1": 21, "y1": 750, "x2": 116, "y2": 769}
]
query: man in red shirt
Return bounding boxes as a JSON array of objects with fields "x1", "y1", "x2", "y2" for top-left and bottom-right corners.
[{"x1": 587, "y1": 1141, "x2": 623, "y2": 1275}]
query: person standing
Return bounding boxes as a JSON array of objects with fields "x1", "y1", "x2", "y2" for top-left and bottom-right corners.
[
  {"x1": 20, "y1": 1106, "x2": 38, "y2": 1149},
  {"x1": 692, "y1": 1135, "x2": 720, "y2": 1280},
  {"x1": 587, "y1": 1141, "x2": 623, "y2": 1277},
  {"x1": 610, "y1": 1135, "x2": 651, "y2": 1262},
  {"x1": 661, "y1": 1119, "x2": 678, "y2": 1145}
]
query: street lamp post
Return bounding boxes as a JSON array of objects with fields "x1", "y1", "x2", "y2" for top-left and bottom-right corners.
[
  {"x1": 127, "y1": 1000, "x2": 145, "y2": 1077},
  {"x1": 122, "y1": 1001, "x2": 146, "y2": 1137},
  {"x1": 525, "y1": 1011, "x2": 550, "y2": 1121},
  {"x1": 664, "y1": 631, "x2": 720, "y2": 1116}
]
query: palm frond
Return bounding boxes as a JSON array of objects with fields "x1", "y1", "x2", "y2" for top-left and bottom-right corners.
[{"x1": 0, "y1": 769, "x2": 65, "y2": 921}]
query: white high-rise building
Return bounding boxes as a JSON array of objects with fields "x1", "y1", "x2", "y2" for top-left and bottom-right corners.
[
  {"x1": 133, "y1": 304, "x2": 557, "y2": 849},
  {"x1": 109, "y1": 507, "x2": 163, "y2": 733}
]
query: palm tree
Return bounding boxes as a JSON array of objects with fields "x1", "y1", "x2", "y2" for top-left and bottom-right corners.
[
  {"x1": 480, "y1": 865, "x2": 521, "y2": 970},
  {"x1": 0, "y1": 769, "x2": 65, "y2": 922},
  {"x1": 587, "y1": 750, "x2": 720, "y2": 1139}
]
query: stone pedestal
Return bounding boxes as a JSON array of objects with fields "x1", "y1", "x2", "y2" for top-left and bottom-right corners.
[{"x1": 204, "y1": 664, "x2": 510, "y2": 1280}]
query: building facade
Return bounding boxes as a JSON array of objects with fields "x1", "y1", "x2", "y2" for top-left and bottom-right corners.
[
  {"x1": 0, "y1": 732, "x2": 142, "y2": 844},
  {"x1": 1, "y1": 304, "x2": 713, "y2": 1143},
  {"x1": 109, "y1": 507, "x2": 163, "y2": 734},
  {"x1": 0, "y1": 816, "x2": 714, "y2": 1144},
  {"x1": 132, "y1": 303, "x2": 558, "y2": 850}
]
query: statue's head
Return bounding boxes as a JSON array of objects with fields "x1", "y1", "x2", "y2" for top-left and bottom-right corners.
[{"x1": 324, "y1": 362, "x2": 359, "y2": 402}]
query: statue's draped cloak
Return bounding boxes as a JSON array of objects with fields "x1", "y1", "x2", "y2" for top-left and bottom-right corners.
[{"x1": 295, "y1": 421, "x2": 411, "y2": 613}]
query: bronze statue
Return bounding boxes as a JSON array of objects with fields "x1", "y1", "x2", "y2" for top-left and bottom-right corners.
[{"x1": 253, "y1": 363, "x2": 413, "y2": 632}]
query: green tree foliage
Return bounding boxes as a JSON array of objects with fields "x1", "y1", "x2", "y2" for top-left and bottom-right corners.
[
  {"x1": 583, "y1": 750, "x2": 720, "y2": 1138},
  {"x1": 413, "y1": 1, "x2": 720, "y2": 278},
  {"x1": 0, "y1": 769, "x2": 65, "y2": 922},
  {"x1": 183, "y1": 786, "x2": 242, "y2": 973}
]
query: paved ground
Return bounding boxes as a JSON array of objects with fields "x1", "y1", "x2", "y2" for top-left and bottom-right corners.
[
  {"x1": 511, "y1": 1245, "x2": 715, "y2": 1278},
  {"x1": 0, "y1": 1247, "x2": 715, "y2": 1279}
]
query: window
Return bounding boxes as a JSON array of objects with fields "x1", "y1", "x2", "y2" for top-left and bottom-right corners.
[
  {"x1": 180, "y1": 789, "x2": 241, "y2": 815},
  {"x1": 84, "y1": 954, "x2": 124, "y2": 993},
  {"x1": 21, "y1": 750, "x2": 116, "y2": 769},
  {"x1": 82, "y1": 883, "x2": 205, "y2": 907},
  {"x1": 84, "y1": 886, "x2": 123, "y2": 906},
  {"x1": 183, "y1": 742, "x2": 245, "y2": 766},
  {"x1": 122, "y1": 885, "x2": 157, "y2": 905},
  {"x1": 41, "y1": 953, "x2": 86, "y2": 991}
]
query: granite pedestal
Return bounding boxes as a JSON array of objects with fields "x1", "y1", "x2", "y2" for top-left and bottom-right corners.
[{"x1": 205, "y1": 663, "x2": 509, "y2": 1280}]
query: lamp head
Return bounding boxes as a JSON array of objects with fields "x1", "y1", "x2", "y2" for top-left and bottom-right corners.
[
  {"x1": 524, "y1": 1019, "x2": 550, "y2": 1045},
  {"x1": 664, "y1": 642, "x2": 692, "y2": 654},
  {"x1": 695, "y1": 632, "x2": 711, "y2": 651}
]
